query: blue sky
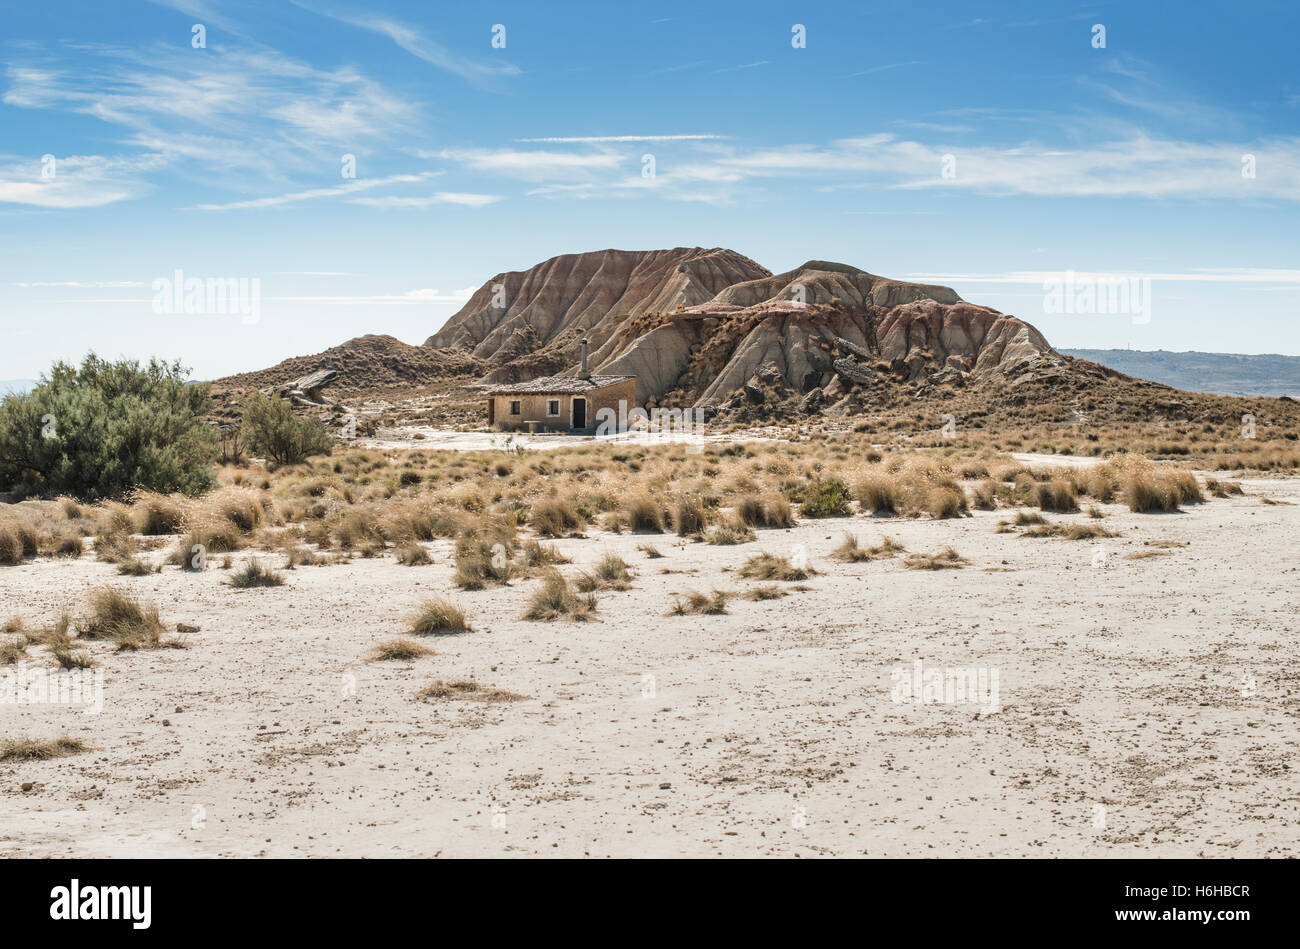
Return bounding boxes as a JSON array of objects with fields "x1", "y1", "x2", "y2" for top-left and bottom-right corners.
[{"x1": 2, "y1": 0, "x2": 1298, "y2": 380}]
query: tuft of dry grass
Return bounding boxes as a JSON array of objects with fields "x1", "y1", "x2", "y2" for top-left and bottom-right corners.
[
  {"x1": 620, "y1": 492, "x2": 665, "y2": 533},
  {"x1": 738, "y1": 552, "x2": 814, "y2": 582},
  {"x1": 668, "y1": 590, "x2": 730, "y2": 615},
  {"x1": 417, "y1": 680, "x2": 528, "y2": 703},
  {"x1": 410, "y1": 597, "x2": 470, "y2": 635},
  {"x1": 51, "y1": 643, "x2": 96, "y2": 669},
  {"x1": 672, "y1": 496, "x2": 706, "y2": 536},
  {"x1": 903, "y1": 547, "x2": 969, "y2": 570},
  {"x1": 1206, "y1": 479, "x2": 1244, "y2": 498},
  {"x1": 702, "y1": 517, "x2": 756, "y2": 545},
  {"x1": 132, "y1": 491, "x2": 186, "y2": 535},
  {"x1": 0, "y1": 736, "x2": 89, "y2": 761},
  {"x1": 1033, "y1": 480, "x2": 1078, "y2": 513},
  {"x1": 637, "y1": 544, "x2": 664, "y2": 559},
  {"x1": 575, "y1": 554, "x2": 632, "y2": 592},
  {"x1": 227, "y1": 559, "x2": 285, "y2": 588},
  {"x1": 76, "y1": 587, "x2": 168, "y2": 650},
  {"x1": 744, "y1": 585, "x2": 789, "y2": 600},
  {"x1": 1, "y1": 636, "x2": 29, "y2": 665},
  {"x1": 115, "y1": 556, "x2": 157, "y2": 576},
  {"x1": 832, "y1": 532, "x2": 905, "y2": 562},
  {"x1": 531, "y1": 496, "x2": 586, "y2": 538},
  {"x1": 453, "y1": 535, "x2": 512, "y2": 589},
  {"x1": 367, "y1": 637, "x2": 434, "y2": 662},
  {"x1": 394, "y1": 542, "x2": 432, "y2": 566},
  {"x1": 523, "y1": 570, "x2": 597, "y2": 622}
]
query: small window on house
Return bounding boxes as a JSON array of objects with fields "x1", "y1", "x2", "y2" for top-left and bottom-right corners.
[
  {"x1": 509, "y1": 400, "x2": 521, "y2": 415},
  {"x1": 547, "y1": 399, "x2": 561, "y2": 416}
]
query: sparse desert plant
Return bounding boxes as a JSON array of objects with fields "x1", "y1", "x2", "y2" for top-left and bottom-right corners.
[
  {"x1": 531, "y1": 496, "x2": 585, "y2": 538},
  {"x1": 51, "y1": 643, "x2": 96, "y2": 669},
  {"x1": 621, "y1": 492, "x2": 664, "y2": 533},
  {"x1": 668, "y1": 590, "x2": 729, "y2": 615},
  {"x1": 515, "y1": 539, "x2": 571, "y2": 573},
  {"x1": 921, "y1": 484, "x2": 969, "y2": 518},
  {"x1": 636, "y1": 543, "x2": 663, "y2": 559},
  {"x1": 903, "y1": 547, "x2": 969, "y2": 570},
  {"x1": 395, "y1": 542, "x2": 432, "y2": 566},
  {"x1": 132, "y1": 491, "x2": 187, "y2": 535},
  {"x1": 417, "y1": 680, "x2": 527, "y2": 703},
  {"x1": 76, "y1": 587, "x2": 167, "y2": 649},
  {"x1": 453, "y1": 535, "x2": 511, "y2": 589},
  {"x1": 409, "y1": 597, "x2": 470, "y2": 635},
  {"x1": 523, "y1": 570, "x2": 597, "y2": 621},
  {"x1": 93, "y1": 530, "x2": 136, "y2": 564},
  {"x1": 1033, "y1": 480, "x2": 1078, "y2": 513},
  {"x1": 737, "y1": 493, "x2": 795, "y2": 528},
  {"x1": 367, "y1": 637, "x2": 434, "y2": 662},
  {"x1": 284, "y1": 546, "x2": 324, "y2": 568},
  {"x1": 0, "y1": 736, "x2": 89, "y2": 761},
  {"x1": 971, "y1": 479, "x2": 998, "y2": 510},
  {"x1": 115, "y1": 556, "x2": 156, "y2": 576},
  {"x1": 575, "y1": 554, "x2": 632, "y2": 592},
  {"x1": 238, "y1": 390, "x2": 334, "y2": 467},
  {"x1": 0, "y1": 635, "x2": 28, "y2": 664},
  {"x1": 799, "y1": 477, "x2": 853, "y2": 518},
  {"x1": 855, "y1": 473, "x2": 899, "y2": 515},
  {"x1": 703, "y1": 517, "x2": 756, "y2": 545},
  {"x1": 672, "y1": 495, "x2": 705, "y2": 536},
  {"x1": 832, "y1": 532, "x2": 905, "y2": 562},
  {"x1": 745, "y1": 585, "x2": 789, "y2": 600},
  {"x1": 738, "y1": 552, "x2": 813, "y2": 581},
  {"x1": 1206, "y1": 479, "x2": 1244, "y2": 498},
  {"x1": 227, "y1": 559, "x2": 285, "y2": 588}
]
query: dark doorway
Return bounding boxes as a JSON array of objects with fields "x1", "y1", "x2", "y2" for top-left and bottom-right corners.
[{"x1": 572, "y1": 397, "x2": 587, "y2": 430}]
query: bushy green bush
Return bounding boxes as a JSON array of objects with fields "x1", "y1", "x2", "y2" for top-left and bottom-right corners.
[
  {"x1": 0, "y1": 355, "x2": 217, "y2": 499},
  {"x1": 238, "y1": 390, "x2": 334, "y2": 467}
]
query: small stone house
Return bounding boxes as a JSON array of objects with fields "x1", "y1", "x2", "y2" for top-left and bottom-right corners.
[
  {"x1": 487, "y1": 341, "x2": 636, "y2": 433},
  {"x1": 488, "y1": 374, "x2": 636, "y2": 433}
]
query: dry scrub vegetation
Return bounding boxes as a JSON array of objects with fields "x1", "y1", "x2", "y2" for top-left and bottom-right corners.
[{"x1": 0, "y1": 437, "x2": 1272, "y2": 617}]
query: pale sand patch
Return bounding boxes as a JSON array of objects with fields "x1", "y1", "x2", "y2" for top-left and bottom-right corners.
[{"x1": 0, "y1": 477, "x2": 1296, "y2": 857}]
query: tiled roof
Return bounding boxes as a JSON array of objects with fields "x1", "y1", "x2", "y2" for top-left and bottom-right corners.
[{"x1": 487, "y1": 374, "x2": 635, "y2": 395}]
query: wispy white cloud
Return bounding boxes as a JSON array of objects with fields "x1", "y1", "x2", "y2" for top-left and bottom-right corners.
[
  {"x1": 436, "y1": 148, "x2": 623, "y2": 180},
  {"x1": 290, "y1": 0, "x2": 519, "y2": 86},
  {"x1": 188, "y1": 172, "x2": 438, "y2": 210},
  {"x1": 0, "y1": 153, "x2": 164, "y2": 208},
  {"x1": 714, "y1": 61, "x2": 769, "y2": 73},
  {"x1": 13, "y1": 280, "x2": 147, "y2": 287},
  {"x1": 349, "y1": 192, "x2": 502, "y2": 208},
  {"x1": 905, "y1": 269, "x2": 1300, "y2": 284},
  {"x1": 517, "y1": 135, "x2": 726, "y2": 143},
  {"x1": 849, "y1": 61, "x2": 923, "y2": 77}
]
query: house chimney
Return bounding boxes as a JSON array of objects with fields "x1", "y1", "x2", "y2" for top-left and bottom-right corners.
[{"x1": 580, "y1": 338, "x2": 590, "y2": 379}]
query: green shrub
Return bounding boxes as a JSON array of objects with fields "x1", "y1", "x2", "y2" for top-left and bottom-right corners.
[
  {"x1": 799, "y1": 477, "x2": 853, "y2": 518},
  {"x1": 238, "y1": 391, "x2": 334, "y2": 468},
  {"x1": 0, "y1": 355, "x2": 217, "y2": 498}
]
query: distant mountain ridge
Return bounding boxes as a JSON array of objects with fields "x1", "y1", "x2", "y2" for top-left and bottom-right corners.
[{"x1": 1061, "y1": 349, "x2": 1300, "y2": 398}]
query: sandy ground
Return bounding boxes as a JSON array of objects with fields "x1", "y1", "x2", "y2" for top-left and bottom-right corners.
[{"x1": 1, "y1": 474, "x2": 1298, "y2": 858}]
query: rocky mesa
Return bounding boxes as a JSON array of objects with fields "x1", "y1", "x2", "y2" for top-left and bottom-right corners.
[{"x1": 427, "y1": 248, "x2": 1063, "y2": 415}]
